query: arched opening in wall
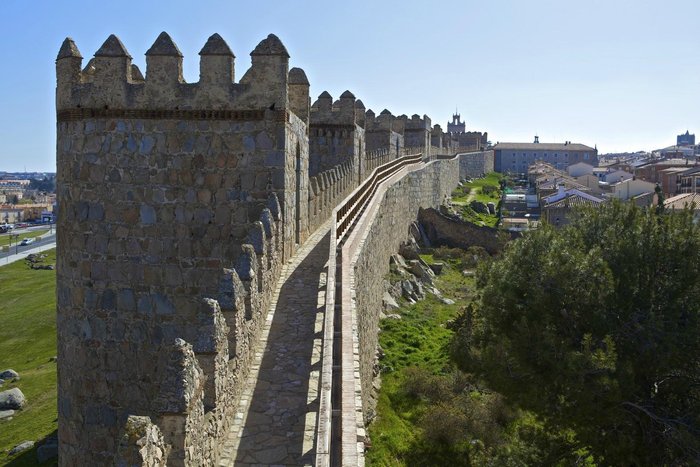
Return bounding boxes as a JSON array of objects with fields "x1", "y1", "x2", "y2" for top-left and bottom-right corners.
[{"x1": 295, "y1": 141, "x2": 301, "y2": 245}]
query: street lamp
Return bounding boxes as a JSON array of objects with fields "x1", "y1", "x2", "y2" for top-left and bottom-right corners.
[{"x1": 11, "y1": 233, "x2": 19, "y2": 254}]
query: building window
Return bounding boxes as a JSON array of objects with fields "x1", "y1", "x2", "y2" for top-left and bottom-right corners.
[{"x1": 584, "y1": 153, "x2": 590, "y2": 160}]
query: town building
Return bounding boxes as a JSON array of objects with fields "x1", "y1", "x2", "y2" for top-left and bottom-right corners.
[
  {"x1": 602, "y1": 169, "x2": 634, "y2": 184},
  {"x1": 566, "y1": 162, "x2": 595, "y2": 177},
  {"x1": 658, "y1": 145, "x2": 695, "y2": 158},
  {"x1": 608, "y1": 178, "x2": 656, "y2": 205},
  {"x1": 574, "y1": 173, "x2": 610, "y2": 196},
  {"x1": 678, "y1": 167, "x2": 700, "y2": 194},
  {"x1": 658, "y1": 167, "x2": 689, "y2": 197},
  {"x1": 494, "y1": 138, "x2": 598, "y2": 173},
  {"x1": 634, "y1": 158, "x2": 695, "y2": 185},
  {"x1": 541, "y1": 185, "x2": 604, "y2": 227},
  {"x1": 678, "y1": 130, "x2": 695, "y2": 146}
]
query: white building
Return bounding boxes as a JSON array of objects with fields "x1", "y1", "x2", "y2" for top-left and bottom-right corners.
[
  {"x1": 608, "y1": 178, "x2": 655, "y2": 201},
  {"x1": 567, "y1": 162, "x2": 595, "y2": 177}
]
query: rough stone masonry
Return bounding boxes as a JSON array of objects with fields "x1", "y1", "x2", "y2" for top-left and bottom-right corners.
[
  {"x1": 55, "y1": 29, "x2": 487, "y2": 466},
  {"x1": 56, "y1": 31, "x2": 310, "y2": 466}
]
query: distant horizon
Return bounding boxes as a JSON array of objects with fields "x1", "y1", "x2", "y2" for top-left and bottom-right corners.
[
  {"x1": 1, "y1": 0, "x2": 698, "y2": 172},
  {"x1": 0, "y1": 135, "x2": 692, "y2": 174},
  {"x1": 0, "y1": 140, "x2": 688, "y2": 175}
]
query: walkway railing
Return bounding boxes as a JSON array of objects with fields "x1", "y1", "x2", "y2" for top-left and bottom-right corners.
[
  {"x1": 335, "y1": 153, "x2": 423, "y2": 241},
  {"x1": 316, "y1": 153, "x2": 424, "y2": 467}
]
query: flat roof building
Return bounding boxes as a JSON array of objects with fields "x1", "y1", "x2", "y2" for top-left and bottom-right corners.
[{"x1": 493, "y1": 139, "x2": 597, "y2": 173}]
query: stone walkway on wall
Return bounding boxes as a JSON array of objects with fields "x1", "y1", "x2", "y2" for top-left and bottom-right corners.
[{"x1": 219, "y1": 222, "x2": 331, "y2": 466}]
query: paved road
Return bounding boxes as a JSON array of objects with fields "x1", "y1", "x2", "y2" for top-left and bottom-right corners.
[
  {"x1": 0, "y1": 232, "x2": 56, "y2": 266},
  {"x1": 220, "y1": 222, "x2": 330, "y2": 466}
]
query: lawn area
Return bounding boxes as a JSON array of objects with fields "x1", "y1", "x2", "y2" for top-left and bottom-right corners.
[
  {"x1": 0, "y1": 249, "x2": 57, "y2": 466},
  {"x1": 0, "y1": 230, "x2": 49, "y2": 248},
  {"x1": 366, "y1": 256, "x2": 475, "y2": 466},
  {"x1": 452, "y1": 172, "x2": 503, "y2": 204}
]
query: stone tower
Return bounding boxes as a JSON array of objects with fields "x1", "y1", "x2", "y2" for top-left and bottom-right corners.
[
  {"x1": 309, "y1": 90, "x2": 365, "y2": 183},
  {"x1": 55, "y1": 31, "x2": 309, "y2": 465},
  {"x1": 447, "y1": 112, "x2": 465, "y2": 133}
]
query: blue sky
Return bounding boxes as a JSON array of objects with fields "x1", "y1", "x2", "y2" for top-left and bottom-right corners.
[{"x1": 1, "y1": 0, "x2": 698, "y2": 171}]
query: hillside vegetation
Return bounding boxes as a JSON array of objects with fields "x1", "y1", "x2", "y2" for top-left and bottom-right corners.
[
  {"x1": 450, "y1": 173, "x2": 502, "y2": 227},
  {"x1": 454, "y1": 202, "x2": 700, "y2": 464},
  {"x1": 366, "y1": 249, "x2": 588, "y2": 466}
]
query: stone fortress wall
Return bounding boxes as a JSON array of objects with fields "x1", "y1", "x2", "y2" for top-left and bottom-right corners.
[
  {"x1": 56, "y1": 31, "x2": 307, "y2": 466},
  {"x1": 459, "y1": 149, "x2": 495, "y2": 177},
  {"x1": 55, "y1": 30, "x2": 488, "y2": 466},
  {"x1": 348, "y1": 156, "x2": 487, "y2": 425}
]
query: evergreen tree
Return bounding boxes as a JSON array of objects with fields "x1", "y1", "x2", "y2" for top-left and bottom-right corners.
[{"x1": 452, "y1": 202, "x2": 700, "y2": 465}]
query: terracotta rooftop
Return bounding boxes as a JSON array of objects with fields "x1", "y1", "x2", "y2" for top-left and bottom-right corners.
[{"x1": 664, "y1": 193, "x2": 700, "y2": 211}]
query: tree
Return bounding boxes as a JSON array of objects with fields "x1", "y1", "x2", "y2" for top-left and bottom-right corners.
[
  {"x1": 655, "y1": 183, "x2": 665, "y2": 215},
  {"x1": 28, "y1": 176, "x2": 56, "y2": 193},
  {"x1": 452, "y1": 202, "x2": 700, "y2": 465}
]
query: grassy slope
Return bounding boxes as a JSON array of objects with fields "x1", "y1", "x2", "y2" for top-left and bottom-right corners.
[
  {"x1": 366, "y1": 258, "x2": 474, "y2": 466},
  {"x1": 0, "y1": 249, "x2": 57, "y2": 465},
  {"x1": 451, "y1": 173, "x2": 503, "y2": 228}
]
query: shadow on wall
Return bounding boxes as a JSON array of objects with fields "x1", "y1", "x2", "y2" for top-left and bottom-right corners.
[{"x1": 234, "y1": 230, "x2": 330, "y2": 465}]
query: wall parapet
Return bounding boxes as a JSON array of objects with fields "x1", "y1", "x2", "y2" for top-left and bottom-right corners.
[
  {"x1": 316, "y1": 151, "x2": 485, "y2": 466},
  {"x1": 56, "y1": 31, "x2": 306, "y2": 466},
  {"x1": 56, "y1": 33, "x2": 300, "y2": 114},
  {"x1": 317, "y1": 151, "x2": 439, "y2": 466},
  {"x1": 56, "y1": 29, "x2": 484, "y2": 467}
]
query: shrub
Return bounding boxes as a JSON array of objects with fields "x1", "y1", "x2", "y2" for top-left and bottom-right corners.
[{"x1": 481, "y1": 185, "x2": 499, "y2": 197}]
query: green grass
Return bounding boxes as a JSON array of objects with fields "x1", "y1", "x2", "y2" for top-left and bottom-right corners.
[
  {"x1": 0, "y1": 230, "x2": 49, "y2": 248},
  {"x1": 452, "y1": 173, "x2": 503, "y2": 203},
  {"x1": 368, "y1": 253, "x2": 598, "y2": 466},
  {"x1": 470, "y1": 173, "x2": 503, "y2": 204},
  {"x1": 460, "y1": 207, "x2": 500, "y2": 228},
  {"x1": 451, "y1": 173, "x2": 502, "y2": 227},
  {"x1": 367, "y1": 258, "x2": 475, "y2": 466},
  {"x1": 0, "y1": 249, "x2": 57, "y2": 466}
]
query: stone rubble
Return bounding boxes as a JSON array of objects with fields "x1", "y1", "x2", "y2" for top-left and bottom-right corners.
[
  {"x1": 0, "y1": 387, "x2": 26, "y2": 410},
  {"x1": 8, "y1": 440, "x2": 34, "y2": 456},
  {"x1": 0, "y1": 369, "x2": 19, "y2": 380}
]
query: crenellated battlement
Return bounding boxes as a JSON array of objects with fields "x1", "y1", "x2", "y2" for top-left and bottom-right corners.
[
  {"x1": 56, "y1": 32, "x2": 302, "y2": 115},
  {"x1": 308, "y1": 90, "x2": 366, "y2": 181},
  {"x1": 55, "y1": 28, "x2": 463, "y2": 467},
  {"x1": 56, "y1": 30, "x2": 311, "y2": 466},
  {"x1": 405, "y1": 113, "x2": 432, "y2": 131},
  {"x1": 310, "y1": 90, "x2": 361, "y2": 128}
]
